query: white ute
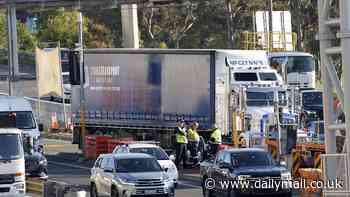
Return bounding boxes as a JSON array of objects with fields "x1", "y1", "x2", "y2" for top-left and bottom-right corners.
[{"x1": 0, "y1": 129, "x2": 25, "y2": 196}]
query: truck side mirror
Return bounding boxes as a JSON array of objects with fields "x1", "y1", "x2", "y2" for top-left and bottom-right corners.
[{"x1": 38, "y1": 124, "x2": 44, "y2": 132}]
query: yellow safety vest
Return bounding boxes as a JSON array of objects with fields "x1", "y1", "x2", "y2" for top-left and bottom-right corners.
[
  {"x1": 176, "y1": 128, "x2": 188, "y2": 144},
  {"x1": 210, "y1": 128, "x2": 222, "y2": 144},
  {"x1": 188, "y1": 128, "x2": 200, "y2": 142}
]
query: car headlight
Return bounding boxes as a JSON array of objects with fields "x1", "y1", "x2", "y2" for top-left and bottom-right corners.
[
  {"x1": 281, "y1": 171, "x2": 292, "y2": 180},
  {"x1": 168, "y1": 164, "x2": 177, "y2": 173},
  {"x1": 39, "y1": 159, "x2": 47, "y2": 165},
  {"x1": 162, "y1": 173, "x2": 170, "y2": 182},
  {"x1": 117, "y1": 176, "x2": 137, "y2": 185}
]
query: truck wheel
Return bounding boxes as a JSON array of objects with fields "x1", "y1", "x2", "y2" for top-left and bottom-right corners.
[{"x1": 90, "y1": 183, "x2": 98, "y2": 197}]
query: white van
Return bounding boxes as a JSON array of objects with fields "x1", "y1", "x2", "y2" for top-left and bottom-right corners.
[
  {"x1": 0, "y1": 128, "x2": 25, "y2": 196},
  {"x1": 0, "y1": 96, "x2": 42, "y2": 140}
]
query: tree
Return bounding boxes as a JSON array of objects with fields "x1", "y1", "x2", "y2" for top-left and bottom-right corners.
[
  {"x1": 139, "y1": 1, "x2": 197, "y2": 48},
  {"x1": 36, "y1": 8, "x2": 113, "y2": 49}
]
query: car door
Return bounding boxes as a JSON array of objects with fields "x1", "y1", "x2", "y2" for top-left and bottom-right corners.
[
  {"x1": 104, "y1": 158, "x2": 116, "y2": 196},
  {"x1": 92, "y1": 158, "x2": 103, "y2": 195},
  {"x1": 99, "y1": 157, "x2": 110, "y2": 196},
  {"x1": 212, "y1": 152, "x2": 225, "y2": 194}
]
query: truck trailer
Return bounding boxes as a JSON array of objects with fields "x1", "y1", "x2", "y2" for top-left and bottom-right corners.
[{"x1": 71, "y1": 49, "x2": 274, "y2": 148}]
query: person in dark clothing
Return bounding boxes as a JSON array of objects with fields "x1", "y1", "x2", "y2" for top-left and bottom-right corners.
[{"x1": 175, "y1": 120, "x2": 188, "y2": 169}]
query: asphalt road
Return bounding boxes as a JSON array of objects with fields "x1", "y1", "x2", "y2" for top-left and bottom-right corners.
[{"x1": 44, "y1": 138, "x2": 203, "y2": 197}]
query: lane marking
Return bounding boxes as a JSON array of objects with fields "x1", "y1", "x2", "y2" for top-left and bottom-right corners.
[{"x1": 49, "y1": 160, "x2": 91, "y2": 170}]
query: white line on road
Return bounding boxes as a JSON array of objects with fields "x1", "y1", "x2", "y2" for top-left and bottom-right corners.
[{"x1": 49, "y1": 160, "x2": 91, "y2": 170}]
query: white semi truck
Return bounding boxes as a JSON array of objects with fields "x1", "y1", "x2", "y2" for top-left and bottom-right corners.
[
  {"x1": 269, "y1": 52, "x2": 316, "y2": 89},
  {"x1": 70, "y1": 49, "x2": 282, "y2": 148}
]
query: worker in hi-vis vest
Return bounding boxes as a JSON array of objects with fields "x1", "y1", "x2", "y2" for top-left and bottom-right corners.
[
  {"x1": 188, "y1": 122, "x2": 200, "y2": 166},
  {"x1": 175, "y1": 119, "x2": 188, "y2": 168},
  {"x1": 209, "y1": 124, "x2": 222, "y2": 155}
]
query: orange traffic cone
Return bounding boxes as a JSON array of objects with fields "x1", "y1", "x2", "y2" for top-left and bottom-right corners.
[{"x1": 51, "y1": 112, "x2": 59, "y2": 130}]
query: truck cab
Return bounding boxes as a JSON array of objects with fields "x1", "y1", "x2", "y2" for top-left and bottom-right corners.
[
  {"x1": 299, "y1": 90, "x2": 323, "y2": 128},
  {"x1": 231, "y1": 86, "x2": 295, "y2": 148},
  {"x1": 0, "y1": 96, "x2": 47, "y2": 178},
  {"x1": 0, "y1": 128, "x2": 26, "y2": 195},
  {"x1": 0, "y1": 96, "x2": 41, "y2": 140}
]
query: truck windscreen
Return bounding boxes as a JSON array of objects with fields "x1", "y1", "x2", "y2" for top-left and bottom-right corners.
[
  {"x1": 270, "y1": 56, "x2": 315, "y2": 73},
  {"x1": 0, "y1": 112, "x2": 36, "y2": 129},
  {"x1": 246, "y1": 91, "x2": 274, "y2": 106},
  {"x1": 0, "y1": 134, "x2": 23, "y2": 160},
  {"x1": 234, "y1": 73, "x2": 258, "y2": 81},
  {"x1": 259, "y1": 72, "x2": 277, "y2": 81}
]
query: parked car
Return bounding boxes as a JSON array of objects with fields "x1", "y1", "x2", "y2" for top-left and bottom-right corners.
[
  {"x1": 113, "y1": 143, "x2": 178, "y2": 186},
  {"x1": 90, "y1": 153, "x2": 175, "y2": 197},
  {"x1": 200, "y1": 148, "x2": 292, "y2": 197}
]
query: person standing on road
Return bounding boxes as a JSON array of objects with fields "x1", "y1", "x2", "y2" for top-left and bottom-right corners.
[
  {"x1": 209, "y1": 124, "x2": 222, "y2": 156},
  {"x1": 188, "y1": 122, "x2": 200, "y2": 166},
  {"x1": 175, "y1": 119, "x2": 188, "y2": 169}
]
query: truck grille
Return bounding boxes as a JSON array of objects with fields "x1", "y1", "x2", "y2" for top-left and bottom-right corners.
[
  {"x1": 0, "y1": 187, "x2": 10, "y2": 193},
  {"x1": 0, "y1": 174, "x2": 15, "y2": 184},
  {"x1": 135, "y1": 179, "x2": 164, "y2": 187}
]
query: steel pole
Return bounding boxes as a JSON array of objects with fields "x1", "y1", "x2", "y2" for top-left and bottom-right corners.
[
  {"x1": 121, "y1": 4, "x2": 139, "y2": 48},
  {"x1": 340, "y1": 1, "x2": 350, "y2": 192},
  {"x1": 318, "y1": 0, "x2": 336, "y2": 155},
  {"x1": 77, "y1": 12, "x2": 86, "y2": 149}
]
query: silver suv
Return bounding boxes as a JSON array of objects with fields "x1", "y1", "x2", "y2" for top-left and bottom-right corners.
[{"x1": 90, "y1": 153, "x2": 175, "y2": 197}]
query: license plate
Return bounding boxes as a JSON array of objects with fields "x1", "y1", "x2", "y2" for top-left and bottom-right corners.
[{"x1": 144, "y1": 190, "x2": 157, "y2": 195}]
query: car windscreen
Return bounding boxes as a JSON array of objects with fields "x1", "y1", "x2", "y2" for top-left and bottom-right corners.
[
  {"x1": 246, "y1": 91, "x2": 274, "y2": 106},
  {"x1": 115, "y1": 158, "x2": 163, "y2": 173},
  {"x1": 231, "y1": 151, "x2": 272, "y2": 167},
  {"x1": 234, "y1": 73, "x2": 258, "y2": 81},
  {"x1": 259, "y1": 72, "x2": 277, "y2": 81},
  {"x1": 0, "y1": 134, "x2": 23, "y2": 160},
  {"x1": 0, "y1": 111, "x2": 36, "y2": 129},
  {"x1": 130, "y1": 147, "x2": 169, "y2": 160}
]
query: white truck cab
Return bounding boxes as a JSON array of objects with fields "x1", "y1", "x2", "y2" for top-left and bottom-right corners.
[
  {"x1": 0, "y1": 96, "x2": 41, "y2": 140},
  {"x1": 0, "y1": 128, "x2": 25, "y2": 196},
  {"x1": 223, "y1": 50, "x2": 283, "y2": 88}
]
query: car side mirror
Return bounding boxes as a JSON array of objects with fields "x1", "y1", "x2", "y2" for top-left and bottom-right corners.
[
  {"x1": 38, "y1": 145, "x2": 44, "y2": 154},
  {"x1": 169, "y1": 155, "x2": 175, "y2": 161},
  {"x1": 38, "y1": 124, "x2": 44, "y2": 132},
  {"x1": 163, "y1": 167, "x2": 169, "y2": 172}
]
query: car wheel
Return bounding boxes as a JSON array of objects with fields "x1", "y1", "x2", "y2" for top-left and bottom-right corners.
[
  {"x1": 202, "y1": 179, "x2": 214, "y2": 197},
  {"x1": 111, "y1": 187, "x2": 118, "y2": 197},
  {"x1": 90, "y1": 183, "x2": 98, "y2": 197}
]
